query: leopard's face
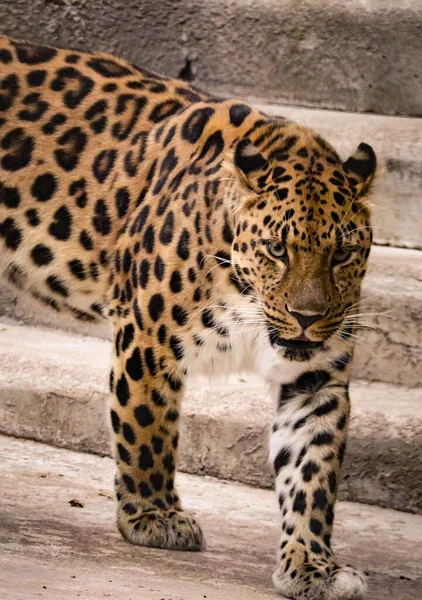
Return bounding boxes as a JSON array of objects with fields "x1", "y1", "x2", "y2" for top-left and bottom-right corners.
[{"x1": 230, "y1": 127, "x2": 375, "y2": 360}]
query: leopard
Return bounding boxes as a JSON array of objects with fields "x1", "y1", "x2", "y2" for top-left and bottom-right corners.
[{"x1": 0, "y1": 35, "x2": 377, "y2": 599}]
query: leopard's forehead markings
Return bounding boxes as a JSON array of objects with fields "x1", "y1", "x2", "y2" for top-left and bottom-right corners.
[{"x1": 242, "y1": 132, "x2": 360, "y2": 246}]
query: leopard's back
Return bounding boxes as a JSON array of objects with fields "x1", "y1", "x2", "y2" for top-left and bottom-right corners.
[{"x1": 0, "y1": 35, "x2": 203, "y2": 322}]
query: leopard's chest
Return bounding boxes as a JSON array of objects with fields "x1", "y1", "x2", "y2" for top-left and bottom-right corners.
[{"x1": 180, "y1": 321, "x2": 312, "y2": 384}]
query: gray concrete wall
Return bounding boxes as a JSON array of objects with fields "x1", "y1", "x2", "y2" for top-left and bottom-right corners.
[{"x1": 2, "y1": 0, "x2": 421, "y2": 117}]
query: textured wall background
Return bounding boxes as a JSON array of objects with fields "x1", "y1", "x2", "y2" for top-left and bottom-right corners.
[{"x1": 1, "y1": 0, "x2": 421, "y2": 116}]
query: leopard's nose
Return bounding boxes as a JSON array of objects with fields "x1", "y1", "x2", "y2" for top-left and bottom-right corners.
[{"x1": 286, "y1": 305, "x2": 325, "y2": 330}]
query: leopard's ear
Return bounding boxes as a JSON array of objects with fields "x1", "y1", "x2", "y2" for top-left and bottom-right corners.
[
  {"x1": 223, "y1": 137, "x2": 270, "y2": 212},
  {"x1": 223, "y1": 137, "x2": 271, "y2": 211},
  {"x1": 343, "y1": 143, "x2": 377, "y2": 197},
  {"x1": 234, "y1": 137, "x2": 269, "y2": 178}
]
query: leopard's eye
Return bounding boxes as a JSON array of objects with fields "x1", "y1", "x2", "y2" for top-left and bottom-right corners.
[
  {"x1": 267, "y1": 241, "x2": 287, "y2": 260},
  {"x1": 332, "y1": 247, "x2": 352, "y2": 265}
]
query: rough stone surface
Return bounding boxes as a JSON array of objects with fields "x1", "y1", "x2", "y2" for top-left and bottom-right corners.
[
  {"x1": 0, "y1": 318, "x2": 421, "y2": 513},
  {"x1": 259, "y1": 105, "x2": 422, "y2": 249},
  {"x1": 1, "y1": 246, "x2": 421, "y2": 386},
  {"x1": 2, "y1": 0, "x2": 421, "y2": 117},
  {"x1": 353, "y1": 251, "x2": 422, "y2": 388},
  {"x1": 1, "y1": 436, "x2": 421, "y2": 600}
]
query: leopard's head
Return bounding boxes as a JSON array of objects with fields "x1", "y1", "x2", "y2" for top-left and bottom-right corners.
[{"x1": 229, "y1": 121, "x2": 376, "y2": 360}]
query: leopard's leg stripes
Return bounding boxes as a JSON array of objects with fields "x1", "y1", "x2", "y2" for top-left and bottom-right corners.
[
  {"x1": 269, "y1": 369, "x2": 366, "y2": 599},
  {"x1": 109, "y1": 316, "x2": 204, "y2": 551}
]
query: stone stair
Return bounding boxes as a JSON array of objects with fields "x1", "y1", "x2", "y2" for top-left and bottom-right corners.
[
  {"x1": 0, "y1": 309, "x2": 420, "y2": 515},
  {"x1": 2, "y1": 436, "x2": 421, "y2": 600}
]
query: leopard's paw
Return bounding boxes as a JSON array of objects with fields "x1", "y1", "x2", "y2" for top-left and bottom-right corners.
[
  {"x1": 117, "y1": 506, "x2": 205, "y2": 551},
  {"x1": 326, "y1": 566, "x2": 367, "y2": 600},
  {"x1": 273, "y1": 561, "x2": 366, "y2": 600}
]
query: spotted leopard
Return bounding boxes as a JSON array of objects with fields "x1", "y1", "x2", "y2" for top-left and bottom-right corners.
[{"x1": 0, "y1": 35, "x2": 377, "y2": 599}]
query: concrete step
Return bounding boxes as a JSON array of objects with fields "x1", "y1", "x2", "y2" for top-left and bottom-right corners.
[
  {"x1": 355, "y1": 247, "x2": 422, "y2": 388},
  {"x1": 1, "y1": 245, "x2": 420, "y2": 387},
  {"x1": 3, "y1": 0, "x2": 421, "y2": 117},
  {"x1": 1, "y1": 435, "x2": 421, "y2": 600},
  {"x1": 0, "y1": 318, "x2": 420, "y2": 514}
]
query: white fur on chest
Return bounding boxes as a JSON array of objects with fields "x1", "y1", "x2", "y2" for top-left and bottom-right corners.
[{"x1": 181, "y1": 319, "x2": 313, "y2": 385}]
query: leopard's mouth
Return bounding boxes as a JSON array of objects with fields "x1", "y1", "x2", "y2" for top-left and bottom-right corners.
[
  {"x1": 266, "y1": 327, "x2": 325, "y2": 361},
  {"x1": 267, "y1": 327, "x2": 324, "y2": 351},
  {"x1": 275, "y1": 336, "x2": 324, "y2": 350}
]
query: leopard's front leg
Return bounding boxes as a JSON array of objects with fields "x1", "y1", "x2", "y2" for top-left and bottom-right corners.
[
  {"x1": 269, "y1": 369, "x2": 366, "y2": 600},
  {"x1": 109, "y1": 315, "x2": 204, "y2": 551}
]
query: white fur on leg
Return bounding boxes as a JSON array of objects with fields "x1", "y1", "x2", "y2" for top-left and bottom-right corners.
[{"x1": 327, "y1": 567, "x2": 367, "y2": 600}]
